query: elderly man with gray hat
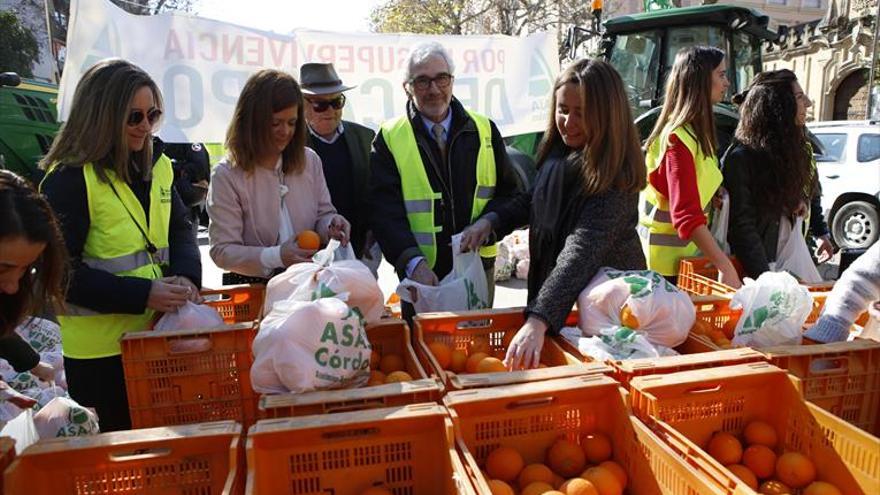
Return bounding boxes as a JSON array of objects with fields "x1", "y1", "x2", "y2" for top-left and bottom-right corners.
[{"x1": 300, "y1": 62, "x2": 378, "y2": 271}]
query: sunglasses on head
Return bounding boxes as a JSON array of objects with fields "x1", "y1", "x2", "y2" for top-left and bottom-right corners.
[
  {"x1": 307, "y1": 95, "x2": 346, "y2": 113},
  {"x1": 127, "y1": 108, "x2": 163, "y2": 127}
]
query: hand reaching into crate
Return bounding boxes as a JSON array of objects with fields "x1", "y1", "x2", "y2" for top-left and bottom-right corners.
[{"x1": 504, "y1": 317, "x2": 547, "y2": 371}]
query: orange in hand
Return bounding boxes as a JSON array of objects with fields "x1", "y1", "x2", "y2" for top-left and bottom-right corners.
[
  {"x1": 296, "y1": 230, "x2": 321, "y2": 250},
  {"x1": 619, "y1": 305, "x2": 640, "y2": 329}
]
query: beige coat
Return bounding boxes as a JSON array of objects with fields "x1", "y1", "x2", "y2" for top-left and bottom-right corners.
[{"x1": 207, "y1": 147, "x2": 336, "y2": 277}]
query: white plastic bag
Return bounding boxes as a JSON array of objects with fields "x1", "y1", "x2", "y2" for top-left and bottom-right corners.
[
  {"x1": 710, "y1": 190, "x2": 730, "y2": 255},
  {"x1": 774, "y1": 216, "x2": 822, "y2": 284},
  {"x1": 32, "y1": 396, "x2": 100, "y2": 439},
  {"x1": 396, "y1": 234, "x2": 490, "y2": 313},
  {"x1": 730, "y1": 271, "x2": 812, "y2": 347},
  {"x1": 577, "y1": 268, "x2": 695, "y2": 348},
  {"x1": 154, "y1": 302, "x2": 225, "y2": 332},
  {"x1": 15, "y1": 317, "x2": 62, "y2": 353},
  {"x1": 251, "y1": 297, "x2": 371, "y2": 394},
  {"x1": 0, "y1": 408, "x2": 39, "y2": 453},
  {"x1": 560, "y1": 326, "x2": 678, "y2": 361},
  {"x1": 264, "y1": 240, "x2": 384, "y2": 324}
]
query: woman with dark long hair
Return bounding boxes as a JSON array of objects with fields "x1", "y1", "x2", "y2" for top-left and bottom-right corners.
[
  {"x1": 722, "y1": 69, "x2": 834, "y2": 278},
  {"x1": 465, "y1": 58, "x2": 646, "y2": 369},
  {"x1": 640, "y1": 46, "x2": 741, "y2": 287},
  {"x1": 0, "y1": 170, "x2": 67, "y2": 408},
  {"x1": 41, "y1": 58, "x2": 202, "y2": 431}
]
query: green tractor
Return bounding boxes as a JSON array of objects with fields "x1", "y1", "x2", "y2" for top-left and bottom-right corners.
[{"x1": 0, "y1": 73, "x2": 59, "y2": 182}]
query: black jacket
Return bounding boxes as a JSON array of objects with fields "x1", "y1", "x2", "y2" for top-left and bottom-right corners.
[
  {"x1": 368, "y1": 97, "x2": 520, "y2": 279},
  {"x1": 42, "y1": 140, "x2": 202, "y2": 315},
  {"x1": 721, "y1": 142, "x2": 829, "y2": 279},
  {"x1": 0, "y1": 333, "x2": 39, "y2": 373},
  {"x1": 490, "y1": 147, "x2": 646, "y2": 333},
  {"x1": 308, "y1": 121, "x2": 375, "y2": 257},
  {"x1": 163, "y1": 142, "x2": 211, "y2": 209}
]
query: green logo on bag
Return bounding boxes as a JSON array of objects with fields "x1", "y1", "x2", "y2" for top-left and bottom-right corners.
[
  {"x1": 465, "y1": 278, "x2": 488, "y2": 309},
  {"x1": 740, "y1": 290, "x2": 790, "y2": 335},
  {"x1": 605, "y1": 270, "x2": 677, "y2": 296}
]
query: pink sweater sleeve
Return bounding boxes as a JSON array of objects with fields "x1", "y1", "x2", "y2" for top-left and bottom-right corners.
[
  {"x1": 308, "y1": 150, "x2": 338, "y2": 242},
  {"x1": 662, "y1": 136, "x2": 707, "y2": 240}
]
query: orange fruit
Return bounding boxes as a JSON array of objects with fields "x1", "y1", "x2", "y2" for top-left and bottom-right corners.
[
  {"x1": 707, "y1": 432, "x2": 743, "y2": 465},
  {"x1": 296, "y1": 229, "x2": 321, "y2": 250},
  {"x1": 744, "y1": 421, "x2": 778, "y2": 448},
  {"x1": 743, "y1": 445, "x2": 777, "y2": 479},
  {"x1": 691, "y1": 319, "x2": 714, "y2": 336},
  {"x1": 552, "y1": 473, "x2": 565, "y2": 489},
  {"x1": 581, "y1": 432, "x2": 612, "y2": 463},
  {"x1": 803, "y1": 481, "x2": 842, "y2": 495},
  {"x1": 727, "y1": 464, "x2": 758, "y2": 490},
  {"x1": 518, "y1": 464, "x2": 555, "y2": 490},
  {"x1": 477, "y1": 357, "x2": 507, "y2": 373},
  {"x1": 384, "y1": 371, "x2": 413, "y2": 383},
  {"x1": 559, "y1": 478, "x2": 598, "y2": 495},
  {"x1": 598, "y1": 461, "x2": 627, "y2": 490},
  {"x1": 367, "y1": 370, "x2": 385, "y2": 386},
  {"x1": 469, "y1": 337, "x2": 491, "y2": 356},
  {"x1": 581, "y1": 466, "x2": 622, "y2": 495},
  {"x1": 449, "y1": 349, "x2": 468, "y2": 372},
  {"x1": 775, "y1": 452, "x2": 816, "y2": 488},
  {"x1": 428, "y1": 342, "x2": 452, "y2": 369},
  {"x1": 369, "y1": 352, "x2": 380, "y2": 370},
  {"x1": 486, "y1": 446, "x2": 524, "y2": 483},
  {"x1": 521, "y1": 482, "x2": 555, "y2": 495},
  {"x1": 487, "y1": 479, "x2": 515, "y2": 495},
  {"x1": 547, "y1": 438, "x2": 587, "y2": 478},
  {"x1": 544, "y1": 492, "x2": 565, "y2": 495},
  {"x1": 758, "y1": 480, "x2": 792, "y2": 494},
  {"x1": 360, "y1": 488, "x2": 392, "y2": 495},
  {"x1": 465, "y1": 352, "x2": 489, "y2": 373},
  {"x1": 379, "y1": 354, "x2": 405, "y2": 374},
  {"x1": 619, "y1": 305, "x2": 640, "y2": 329}
]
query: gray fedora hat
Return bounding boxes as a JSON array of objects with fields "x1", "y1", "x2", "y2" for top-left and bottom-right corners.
[{"x1": 300, "y1": 63, "x2": 356, "y2": 95}]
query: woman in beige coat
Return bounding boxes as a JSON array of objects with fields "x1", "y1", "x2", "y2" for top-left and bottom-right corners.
[{"x1": 208, "y1": 70, "x2": 350, "y2": 283}]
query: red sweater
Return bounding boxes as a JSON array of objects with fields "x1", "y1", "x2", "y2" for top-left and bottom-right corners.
[{"x1": 648, "y1": 134, "x2": 706, "y2": 240}]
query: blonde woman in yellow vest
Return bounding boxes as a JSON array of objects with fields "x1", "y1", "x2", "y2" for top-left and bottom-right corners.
[
  {"x1": 640, "y1": 46, "x2": 742, "y2": 289},
  {"x1": 41, "y1": 59, "x2": 203, "y2": 431},
  {"x1": 479, "y1": 59, "x2": 647, "y2": 370}
]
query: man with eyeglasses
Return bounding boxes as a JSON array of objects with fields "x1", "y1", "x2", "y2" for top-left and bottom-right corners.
[
  {"x1": 369, "y1": 41, "x2": 520, "y2": 319},
  {"x1": 300, "y1": 63, "x2": 378, "y2": 271}
]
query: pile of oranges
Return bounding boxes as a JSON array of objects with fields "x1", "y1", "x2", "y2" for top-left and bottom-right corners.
[
  {"x1": 426, "y1": 335, "x2": 544, "y2": 375},
  {"x1": 690, "y1": 310, "x2": 741, "y2": 349},
  {"x1": 706, "y1": 420, "x2": 842, "y2": 494},
  {"x1": 366, "y1": 351, "x2": 414, "y2": 386},
  {"x1": 482, "y1": 433, "x2": 627, "y2": 495}
]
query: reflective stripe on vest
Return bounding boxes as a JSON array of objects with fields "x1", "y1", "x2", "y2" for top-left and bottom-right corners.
[
  {"x1": 638, "y1": 126, "x2": 722, "y2": 276},
  {"x1": 48, "y1": 157, "x2": 173, "y2": 358},
  {"x1": 380, "y1": 110, "x2": 498, "y2": 269}
]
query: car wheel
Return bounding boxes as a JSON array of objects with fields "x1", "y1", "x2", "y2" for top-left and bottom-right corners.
[{"x1": 831, "y1": 200, "x2": 879, "y2": 249}]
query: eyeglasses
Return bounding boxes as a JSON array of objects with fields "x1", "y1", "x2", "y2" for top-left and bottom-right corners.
[
  {"x1": 306, "y1": 95, "x2": 346, "y2": 113},
  {"x1": 409, "y1": 73, "x2": 453, "y2": 91},
  {"x1": 127, "y1": 108, "x2": 162, "y2": 127}
]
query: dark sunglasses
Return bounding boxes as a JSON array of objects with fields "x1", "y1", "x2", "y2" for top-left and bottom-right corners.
[
  {"x1": 307, "y1": 95, "x2": 346, "y2": 113},
  {"x1": 127, "y1": 108, "x2": 163, "y2": 127},
  {"x1": 410, "y1": 73, "x2": 453, "y2": 91}
]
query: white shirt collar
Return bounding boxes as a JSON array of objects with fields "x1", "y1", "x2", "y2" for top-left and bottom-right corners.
[
  {"x1": 421, "y1": 109, "x2": 452, "y2": 139},
  {"x1": 308, "y1": 122, "x2": 345, "y2": 144}
]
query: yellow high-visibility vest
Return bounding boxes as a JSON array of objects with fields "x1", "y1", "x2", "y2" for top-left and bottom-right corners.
[
  {"x1": 45, "y1": 157, "x2": 173, "y2": 358},
  {"x1": 639, "y1": 125, "x2": 722, "y2": 276},
  {"x1": 380, "y1": 110, "x2": 498, "y2": 268}
]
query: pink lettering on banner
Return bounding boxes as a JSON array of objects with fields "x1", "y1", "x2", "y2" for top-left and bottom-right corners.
[
  {"x1": 164, "y1": 29, "x2": 184, "y2": 60},
  {"x1": 222, "y1": 34, "x2": 243, "y2": 65},
  {"x1": 336, "y1": 45, "x2": 354, "y2": 72},
  {"x1": 199, "y1": 33, "x2": 218, "y2": 61},
  {"x1": 356, "y1": 46, "x2": 375, "y2": 72},
  {"x1": 245, "y1": 36, "x2": 265, "y2": 66}
]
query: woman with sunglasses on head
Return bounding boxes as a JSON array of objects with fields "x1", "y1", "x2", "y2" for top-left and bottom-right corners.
[
  {"x1": 0, "y1": 170, "x2": 67, "y2": 410},
  {"x1": 471, "y1": 59, "x2": 646, "y2": 370},
  {"x1": 639, "y1": 46, "x2": 742, "y2": 288},
  {"x1": 41, "y1": 58, "x2": 202, "y2": 431},
  {"x1": 207, "y1": 69, "x2": 350, "y2": 284},
  {"x1": 722, "y1": 69, "x2": 835, "y2": 279}
]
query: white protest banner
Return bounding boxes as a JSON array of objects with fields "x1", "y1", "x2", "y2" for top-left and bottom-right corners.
[{"x1": 61, "y1": 0, "x2": 560, "y2": 142}]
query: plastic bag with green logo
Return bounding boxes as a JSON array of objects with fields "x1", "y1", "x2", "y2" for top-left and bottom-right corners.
[
  {"x1": 730, "y1": 271, "x2": 812, "y2": 347},
  {"x1": 560, "y1": 326, "x2": 678, "y2": 361},
  {"x1": 577, "y1": 267, "x2": 695, "y2": 348},
  {"x1": 33, "y1": 397, "x2": 100, "y2": 439}
]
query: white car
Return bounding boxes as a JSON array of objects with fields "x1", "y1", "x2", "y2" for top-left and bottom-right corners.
[{"x1": 807, "y1": 120, "x2": 880, "y2": 249}]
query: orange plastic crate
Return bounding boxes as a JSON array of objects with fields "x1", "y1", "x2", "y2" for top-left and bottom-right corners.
[
  {"x1": 444, "y1": 374, "x2": 729, "y2": 494},
  {"x1": 629, "y1": 362, "x2": 879, "y2": 494},
  {"x1": 677, "y1": 256, "x2": 834, "y2": 296},
  {"x1": 245, "y1": 404, "x2": 477, "y2": 494},
  {"x1": 414, "y1": 308, "x2": 608, "y2": 391},
  {"x1": 4, "y1": 421, "x2": 242, "y2": 494},
  {"x1": 761, "y1": 339, "x2": 880, "y2": 436},
  {"x1": 259, "y1": 318, "x2": 443, "y2": 418},
  {"x1": 122, "y1": 285, "x2": 265, "y2": 429},
  {"x1": 610, "y1": 347, "x2": 766, "y2": 390},
  {"x1": 0, "y1": 437, "x2": 14, "y2": 495}
]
